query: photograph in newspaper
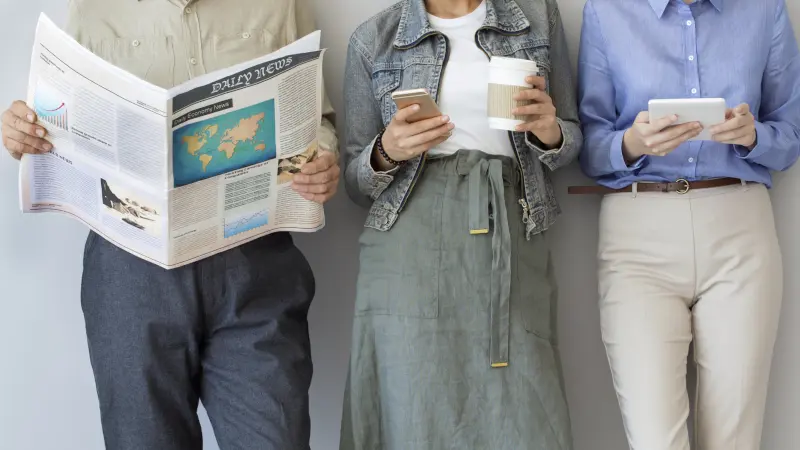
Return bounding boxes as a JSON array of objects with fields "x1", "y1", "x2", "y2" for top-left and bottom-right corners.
[
  {"x1": 277, "y1": 139, "x2": 318, "y2": 185},
  {"x1": 100, "y1": 178, "x2": 162, "y2": 237},
  {"x1": 172, "y1": 99, "x2": 277, "y2": 187}
]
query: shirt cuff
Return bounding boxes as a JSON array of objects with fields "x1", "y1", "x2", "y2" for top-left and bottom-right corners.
[
  {"x1": 610, "y1": 130, "x2": 646, "y2": 172},
  {"x1": 733, "y1": 121, "x2": 770, "y2": 161},
  {"x1": 317, "y1": 122, "x2": 339, "y2": 157}
]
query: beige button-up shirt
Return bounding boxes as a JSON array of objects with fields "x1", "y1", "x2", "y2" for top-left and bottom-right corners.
[{"x1": 65, "y1": 0, "x2": 337, "y2": 154}]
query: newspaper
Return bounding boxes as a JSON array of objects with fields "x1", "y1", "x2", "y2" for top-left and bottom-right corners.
[{"x1": 19, "y1": 14, "x2": 327, "y2": 269}]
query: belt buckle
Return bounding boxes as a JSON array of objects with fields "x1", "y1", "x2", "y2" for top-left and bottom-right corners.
[{"x1": 675, "y1": 178, "x2": 690, "y2": 195}]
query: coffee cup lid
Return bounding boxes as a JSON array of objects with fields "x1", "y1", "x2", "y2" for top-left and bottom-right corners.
[{"x1": 489, "y1": 56, "x2": 539, "y2": 72}]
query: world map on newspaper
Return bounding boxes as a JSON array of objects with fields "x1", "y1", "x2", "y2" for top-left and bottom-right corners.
[{"x1": 172, "y1": 99, "x2": 277, "y2": 187}]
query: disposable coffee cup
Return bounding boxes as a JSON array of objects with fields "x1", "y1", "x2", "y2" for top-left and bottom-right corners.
[{"x1": 487, "y1": 56, "x2": 541, "y2": 131}]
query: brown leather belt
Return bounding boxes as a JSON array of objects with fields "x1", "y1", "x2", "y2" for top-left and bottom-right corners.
[{"x1": 568, "y1": 177, "x2": 746, "y2": 195}]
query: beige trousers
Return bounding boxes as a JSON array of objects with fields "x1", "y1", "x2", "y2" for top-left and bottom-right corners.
[{"x1": 598, "y1": 183, "x2": 783, "y2": 450}]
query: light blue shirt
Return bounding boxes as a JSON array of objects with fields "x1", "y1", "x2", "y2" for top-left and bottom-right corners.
[{"x1": 578, "y1": 0, "x2": 800, "y2": 188}]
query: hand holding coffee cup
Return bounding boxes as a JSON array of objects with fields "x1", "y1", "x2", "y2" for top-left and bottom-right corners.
[
  {"x1": 487, "y1": 57, "x2": 562, "y2": 148},
  {"x1": 512, "y1": 76, "x2": 562, "y2": 148}
]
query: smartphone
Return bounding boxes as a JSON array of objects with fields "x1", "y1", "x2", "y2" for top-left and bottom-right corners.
[
  {"x1": 391, "y1": 89, "x2": 442, "y2": 123},
  {"x1": 648, "y1": 98, "x2": 726, "y2": 141}
]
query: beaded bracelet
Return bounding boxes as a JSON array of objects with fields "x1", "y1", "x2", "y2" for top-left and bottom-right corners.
[{"x1": 376, "y1": 128, "x2": 404, "y2": 167}]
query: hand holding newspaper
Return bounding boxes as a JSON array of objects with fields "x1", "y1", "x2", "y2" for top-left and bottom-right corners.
[{"x1": 19, "y1": 14, "x2": 328, "y2": 269}]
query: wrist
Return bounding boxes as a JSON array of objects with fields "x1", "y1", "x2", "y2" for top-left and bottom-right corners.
[
  {"x1": 530, "y1": 123, "x2": 563, "y2": 150},
  {"x1": 746, "y1": 130, "x2": 758, "y2": 151},
  {"x1": 371, "y1": 131, "x2": 400, "y2": 172},
  {"x1": 621, "y1": 129, "x2": 643, "y2": 164}
]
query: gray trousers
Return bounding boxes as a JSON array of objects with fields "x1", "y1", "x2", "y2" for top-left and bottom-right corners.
[{"x1": 81, "y1": 231, "x2": 315, "y2": 450}]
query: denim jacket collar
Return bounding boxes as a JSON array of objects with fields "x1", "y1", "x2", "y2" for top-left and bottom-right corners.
[{"x1": 393, "y1": 0, "x2": 531, "y2": 49}]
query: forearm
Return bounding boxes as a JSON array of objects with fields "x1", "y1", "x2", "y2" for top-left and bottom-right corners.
[
  {"x1": 529, "y1": 2, "x2": 582, "y2": 171},
  {"x1": 342, "y1": 37, "x2": 396, "y2": 206},
  {"x1": 742, "y1": 0, "x2": 800, "y2": 171},
  {"x1": 736, "y1": 120, "x2": 800, "y2": 171}
]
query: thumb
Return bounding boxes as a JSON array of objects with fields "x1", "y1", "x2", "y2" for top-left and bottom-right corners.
[
  {"x1": 735, "y1": 104, "x2": 750, "y2": 116},
  {"x1": 301, "y1": 150, "x2": 332, "y2": 174},
  {"x1": 634, "y1": 111, "x2": 650, "y2": 124}
]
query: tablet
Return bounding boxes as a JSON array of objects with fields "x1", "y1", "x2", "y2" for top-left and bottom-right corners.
[{"x1": 648, "y1": 98, "x2": 727, "y2": 141}]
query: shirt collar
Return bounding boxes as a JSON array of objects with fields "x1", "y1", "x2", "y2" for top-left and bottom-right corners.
[
  {"x1": 393, "y1": 0, "x2": 530, "y2": 49},
  {"x1": 648, "y1": 0, "x2": 723, "y2": 18}
]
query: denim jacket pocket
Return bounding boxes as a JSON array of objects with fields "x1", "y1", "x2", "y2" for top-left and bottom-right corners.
[{"x1": 371, "y1": 68, "x2": 402, "y2": 125}]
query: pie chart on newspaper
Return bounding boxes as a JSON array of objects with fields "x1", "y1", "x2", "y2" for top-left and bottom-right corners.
[{"x1": 172, "y1": 99, "x2": 277, "y2": 187}]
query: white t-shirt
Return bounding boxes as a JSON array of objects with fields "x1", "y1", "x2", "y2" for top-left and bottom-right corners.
[{"x1": 427, "y1": 2, "x2": 514, "y2": 157}]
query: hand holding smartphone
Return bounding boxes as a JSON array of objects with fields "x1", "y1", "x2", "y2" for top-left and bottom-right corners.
[{"x1": 372, "y1": 88, "x2": 453, "y2": 171}]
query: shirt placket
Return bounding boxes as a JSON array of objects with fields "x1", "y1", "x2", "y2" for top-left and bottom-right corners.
[
  {"x1": 679, "y1": 2, "x2": 701, "y2": 178},
  {"x1": 181, "y1": 0, "x2": 206, "y2": 78}
]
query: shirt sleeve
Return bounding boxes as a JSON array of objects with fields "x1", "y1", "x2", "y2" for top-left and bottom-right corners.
[
  {"x1": 294, "y1": 0, "x2": 338, "y2": 156},
  {"x1": 577, "y1": 0, "x2": 646, "y2": 179},
  {"x1": 523, "y1": 2, "x2": 582, "y2": 172},
  {"x1": 734, "y1": 0, "x2": 800, "y2": 171}
]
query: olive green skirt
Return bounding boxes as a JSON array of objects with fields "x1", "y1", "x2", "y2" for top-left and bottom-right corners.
[{"x1": 340, "y1": 150, "x2": 572, "y2": 450}]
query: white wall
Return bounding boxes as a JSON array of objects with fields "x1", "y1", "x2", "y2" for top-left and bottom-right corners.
[{"x1": 0, "y1": 1, "x2": 797, "y2": 449}]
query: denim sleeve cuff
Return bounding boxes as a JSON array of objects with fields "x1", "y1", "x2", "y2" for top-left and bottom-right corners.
[
  {"x1": 610, "y1": 130, "x2": 646, "y2": 172},
  {"x1": 733, "y1": 121, "x2": 771, "y2": 161},
  {"x1": 525, "y1": 118, "x2": 580, "y2": 171},
  {"x1": 356, "y1": 135, "x2": 397, "y2": 200}
]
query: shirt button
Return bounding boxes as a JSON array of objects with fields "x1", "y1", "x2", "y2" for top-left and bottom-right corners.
[
  {"x1": 184, "y1": 7, "x2": 192, "y2": 14},
  {"x1": 688, "y1": 55, "x2": 695, "y2": 61},
  {"x1": 242, "y1": 32, "x2": 251, "y2": 39},
  {"x1": 131, "y1": 39, "x2": 140, "y2": 47},
  {"x1": 688, "y1": 157, "x2": 695, "y2": 163},
  {"x1": 190, "y1": 58, "x2": 198, "y2": 65},
  {"x1": 691, "y1": 88, "x2": 698, "y2": 94},
  {"x1": 686, "y1": 20, "x2": 693, "y2": 26}
]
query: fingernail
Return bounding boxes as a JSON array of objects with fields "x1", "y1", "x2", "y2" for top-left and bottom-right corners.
[
  {"x1": 441, "y1": 115, "x2": 450, "y2": 122},
  {"x1": 27, "y1": 114, "x2": 34, "y2": 122},
  {"x1": 36, "y1": 128, "x2": 45, "y2": 137},
  {"x1": 412, "y1": 104, "x2": 420, "y2": 111},
  {"x1": 515, "y1": 125, "x2": 523, "y2": 132},
  {"x1": 447, "y1": 123, "x2": 455, "y2": 130},
  {"x1": 43, "y1": 143, "x2": 52, "y2": 151},
  {"x1": 672, "y1": 115, "x2": 679, "y2": 120}
]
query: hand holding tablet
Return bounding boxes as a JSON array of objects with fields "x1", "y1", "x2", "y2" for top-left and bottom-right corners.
[
  {"x1": 648, "y1": 98, "x2": 727, "y2": 142},
  {"x1": 708, "y1": 104, "x2": 758, "y2": 149},
  {"x1": 622, "y1": 98, "x2": 732, "y2": 163}
]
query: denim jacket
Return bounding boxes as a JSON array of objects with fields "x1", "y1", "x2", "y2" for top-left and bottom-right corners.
[{"x1": 343, "y1": 0, "x2": 581, "y2": 238}]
